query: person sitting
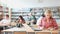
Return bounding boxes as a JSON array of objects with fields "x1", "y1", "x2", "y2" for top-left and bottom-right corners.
[
  {"x1": 18, "y1": 15, "x2": 25, "y2": 24},
  {"x1": 0, "y1": 15, "x2": 10, "y2": 26},
  {"x1": 0, "y1": 14, "x2": 10, "y2": 33},
  {"x1": 28, "y1": 13, "x2": 37, "y2": 25},
  {"x1": 39, "y1": 10, "x2": 58, "y2": 30},
  {"x1": 5, "y1": 15, "x2": 10, "y2": 23}
]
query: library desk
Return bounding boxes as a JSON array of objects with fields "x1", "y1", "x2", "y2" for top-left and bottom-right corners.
[
  {"x1": 2, "y1": 24, "x2": 60, "y2": 34},
  {"x1": 2, "y1": 24, "x2": 34, "y2": 34},
  {"x1": 31, "y1": 24, "x2": 60, "y2": 34}
]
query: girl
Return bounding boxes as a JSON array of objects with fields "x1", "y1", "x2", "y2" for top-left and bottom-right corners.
[
  {"x1": 39, "y1": 10, "x2": 58, "y2": 30},
  {"x1": 18, "y1": 16, "x2": 25, "y2": 24}
]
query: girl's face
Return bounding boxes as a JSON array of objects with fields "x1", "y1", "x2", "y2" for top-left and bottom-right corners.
[
  {"x1": 19, "y1": 17, "x2": 22, "y2": 21},
  {"x1": 45, "y1": 13, "x2": 51, "y2": 19},
  {"x1": 19, "y1": 17, "x2": 21, "y2": 19}
]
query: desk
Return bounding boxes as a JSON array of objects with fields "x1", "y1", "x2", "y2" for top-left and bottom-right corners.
[
  {"x1": 2, "y1": 24, "x2": 34, "y2": 34},
  {"x1": 2, "y1": 24, "x2": 60, "y2": 34},
  {"x1": 31, "y1": 25, "x2": 60, "y2": 34},
  {"x1": 35, "y1": 30, "x2": 59, "y2": 34}
]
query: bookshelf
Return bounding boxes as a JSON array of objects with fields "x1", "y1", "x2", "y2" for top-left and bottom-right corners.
[
  {"x1": 3, "y1": 7, "x2": 9, "y2": 16},
  {"x1": 11, "y1": 8, "x2": 31, "y2": 22},
  {"x1": 0, "y1": 5, "x2": 11, "y2": 21},
  {"x1": 31, "y1": 7, "x2": 60, "y2": 19},
  {"x1": 11, "y1": 7, "x2": 60, "y2": 23}
]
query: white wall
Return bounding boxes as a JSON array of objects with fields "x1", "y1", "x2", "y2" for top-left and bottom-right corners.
[{"x1": 0, "y1": 0, "x2": 60, "y2": 8}]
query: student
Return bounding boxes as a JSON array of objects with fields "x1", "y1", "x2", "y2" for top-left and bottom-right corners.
[
  {"x1": 0, "y1": 14, "x2": 10, "y2": 33},
  {"x1": 0, "y1": 15, "x2": 10, "y2": 26},
  {"x1": 5, "y1": 15, "x2": 11, "y2": 24},
  {"x1": 5, "y1": 15, "x2": 10, "y2": 23},
  {"x1": 28, "y1": 13, "x2": 37, "y2": 24},
  {"x1": 39, "y1": 10, "x2": 58, "y2": 30},
  {"x1": 36, "y1": 13, "x2": 45, "y2": 25},
  {"x1": 18, "y1": 15, "x2": 25, "y2": 24}
]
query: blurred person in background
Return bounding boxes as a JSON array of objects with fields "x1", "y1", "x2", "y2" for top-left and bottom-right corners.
[
  {"x1": 38, "y1": 10, "x2": 58, "y2": 30},
  {"x1": 16, "y1": 15, "x2": 25, "y2": 27},
  {"x1": 0, "y1": 11, "x2": 10, "y2": 33},
  {"x1": 28, "y1": 13, "x2": 37, "y2": 25},
  {"x1": 18, "y1": 15, "x2": 25, "y2": 24},
  {"x1": 4, "y1": 15, "x2": 10, "y2": 23},
  {"x1": 0, "y1": 15, "x2": 10, "y2": 26},
  {"x1": 36, "y1": 13, "x2": 45, "y2": 25}
]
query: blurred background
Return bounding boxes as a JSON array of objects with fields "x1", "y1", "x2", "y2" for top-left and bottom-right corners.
[{"x1": 0, "y1": 0, "x2": 60, "y2": 24}]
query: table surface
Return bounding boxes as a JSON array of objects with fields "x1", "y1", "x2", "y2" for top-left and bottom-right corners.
[
  {"x1": 30, "y1": 24, "x2": 60, "y2": 32},
  {"x1": 2, "y1": 24, "x2": 34, "y2": 32},
  {"x1": 2, "y1": 24, "x2": 60, "y2": 32}
]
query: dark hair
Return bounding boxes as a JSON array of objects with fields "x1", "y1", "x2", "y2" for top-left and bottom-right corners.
[
  {"x1": 6, "y1": 15, "x2": 9, "y2": 17},
  {"x1": 19, "y1": 15, "x2": 25, "y2": 23}
]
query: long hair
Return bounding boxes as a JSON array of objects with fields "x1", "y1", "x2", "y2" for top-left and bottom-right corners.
[{"x1": 19, "y1": 15, "x2": 25, "y2": 23}]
